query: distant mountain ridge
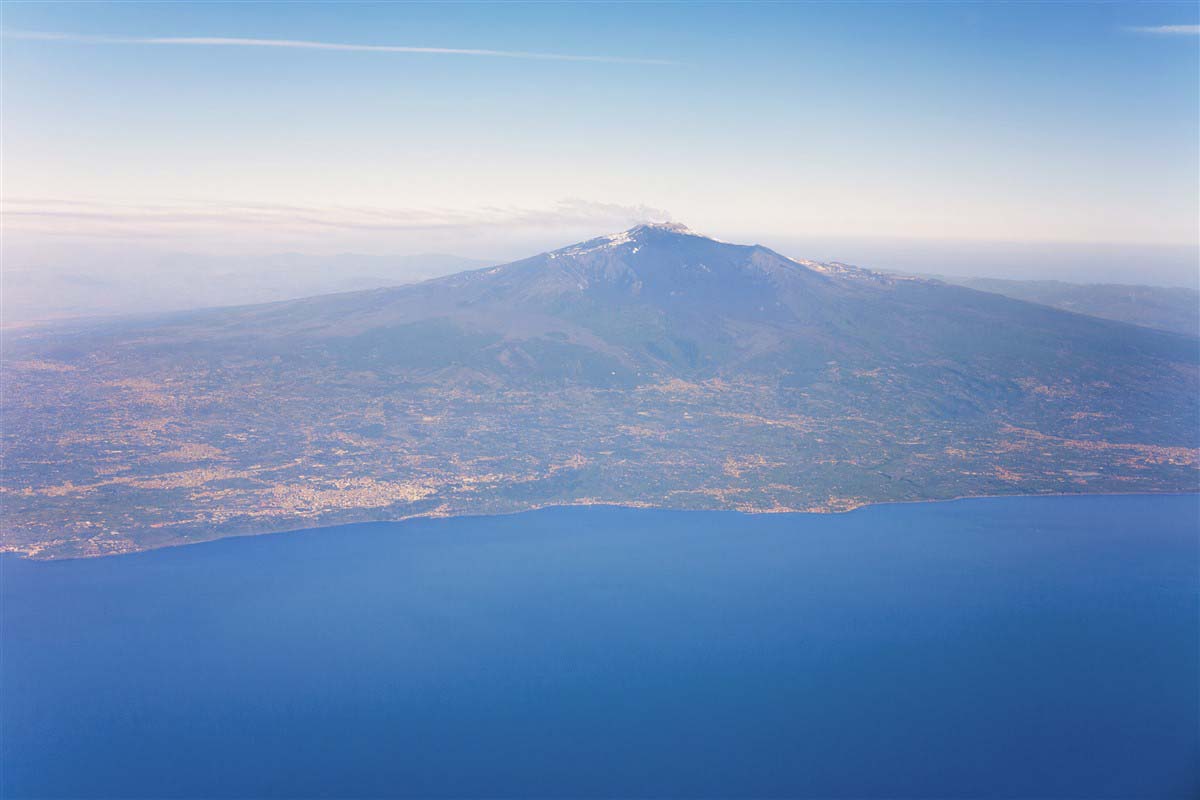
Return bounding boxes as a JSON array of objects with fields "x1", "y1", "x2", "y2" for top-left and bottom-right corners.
[
  {"x1": 3, "y1": 252, "x2": 493, "y2": 323},
  {"x1": 925, "y1": 276, "x2": 1199, "y2": 337},
  {"x1": 3, "y1": 223, "x2": 1197, "y2": 558}
]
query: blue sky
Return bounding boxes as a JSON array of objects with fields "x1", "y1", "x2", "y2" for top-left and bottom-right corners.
[{"x1": 3, "y1": 1, "x2": 1198, "y2": 284}]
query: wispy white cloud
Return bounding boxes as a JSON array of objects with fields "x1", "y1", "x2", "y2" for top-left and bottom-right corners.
[
  {"x1": 1125, "y1": 24, "x2": 1200, "y2": 35},
  {"x1": 2, "y1": 29, "x2": 679, "y2": 65},
  {"x1": 2, "y1": 197, "x2": 673, "y2": 239}
]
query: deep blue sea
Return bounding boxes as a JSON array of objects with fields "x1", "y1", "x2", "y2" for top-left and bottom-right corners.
[{"x1": 3, "y1": 495, "x2": 1197, "y2": 799}]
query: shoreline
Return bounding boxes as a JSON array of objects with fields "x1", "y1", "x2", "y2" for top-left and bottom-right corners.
[{"x1": 4, "y1": 488, "x2": 1197, "y2": 563}]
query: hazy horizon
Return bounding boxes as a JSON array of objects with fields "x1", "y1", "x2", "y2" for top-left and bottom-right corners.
[{"x1": 6, "y1": 227, "x2": 1196, "y2": 324}]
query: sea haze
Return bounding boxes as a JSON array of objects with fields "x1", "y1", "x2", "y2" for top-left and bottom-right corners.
[{"x1": 3, "y1": 494, "x2": 1197, "y2": 799}]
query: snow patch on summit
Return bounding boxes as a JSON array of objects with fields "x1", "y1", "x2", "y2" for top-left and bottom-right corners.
[
  {"x1": 548, "y1": 221, "x2": 723, "y2": 259},
  {"x1": 787, "y1": 257, "x2": 930, "y2": 286},
  {"x1": 642, "y1": 222, "x2": 693, "y2": 234}
]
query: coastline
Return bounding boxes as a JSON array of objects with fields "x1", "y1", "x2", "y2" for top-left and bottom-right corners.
[{"x1": 5, "y1": 488, "x2": 1197, "y2": 563}]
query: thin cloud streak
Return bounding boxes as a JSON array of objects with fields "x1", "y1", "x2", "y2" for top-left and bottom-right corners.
[
  {"x1": 2, "y1": 198, "x2": 674, "y2": 238},
  {"x1": 1125, "y1": 25, "x2": 1200, "y2": 35},
  {"x1": 2, "y1": 29, "x2": 679, "y2": 65}
]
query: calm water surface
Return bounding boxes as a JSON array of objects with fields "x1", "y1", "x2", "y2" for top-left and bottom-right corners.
[{"x1": 3, "y1": 495, "x2": 1198, "y2": 798}]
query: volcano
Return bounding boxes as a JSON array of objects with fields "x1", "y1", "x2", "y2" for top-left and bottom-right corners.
[{"x1": 4, "y1": 223, "x2": 1197, "y2": 557}]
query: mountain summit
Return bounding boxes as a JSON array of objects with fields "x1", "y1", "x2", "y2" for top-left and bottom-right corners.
[
  {"x1": 427, "y1": 220, "x2": 841, "y2": 319},
  {"x1": 4, "y1": 226, "x2": 1197, "y2": 557}
]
